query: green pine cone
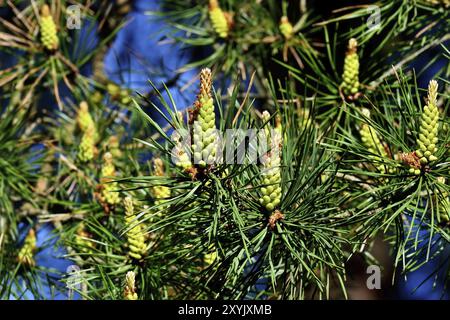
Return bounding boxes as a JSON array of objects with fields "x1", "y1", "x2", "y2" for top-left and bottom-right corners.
[
  {"x1": 415, "y1": 80, "x2": 439, "y2": 164},
  {"x1": 124, "y1": 197, "x2": 147, "y2": 260},
  {"x1": 191, "y1": 68, "x2": 217, "y2": 168},
  {"x1": 40, "y1": 5, "x2": 58, "y2": 50},
  {"x1": 341, "y1": 38, "x2": 360, "y2": 96}
]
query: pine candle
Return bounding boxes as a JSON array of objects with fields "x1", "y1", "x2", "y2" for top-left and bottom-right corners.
[
  {"x1": 40, "y1": 4, "x2": 59, "y2": 50},
  {"x1": 101, "y1": 152, "x2": 121, "y2": 206},
  {"x1": 279, "y1": 16, "x2": 294, "y2": 40},
  {"x1": 152, "y1": 158, "x2": 171, "y2": 206},
  {"x1": 124, "y1": 197, "x2": 147, "y2": 260},
  {"x1": 17, "y1": 229, "x2": 37, "y2": 267},
  {"x1": 259, "y1": 111, "x2": 282, "y2": 212},
  {"x1": 359, "y1": 109, "x2": 389, "y2": 174},
  {"x1": 341, "y1": 38, "x2": 360, "y2": 97},
  {"x1": 209, "y1": 0, "x2": 229, "y2": 38},
  {"x1": 124, "y1": 271, "x2": 138, "y2": 300},
  {"x1": 416, "y1": 80, "x2": 439, "y2": 165},
  {"x1": 77, "y1": 102, "x2": 97, "y2": 162},
  {"x1": 191, "y1": 68, "x2": 217, "y2": 168}
]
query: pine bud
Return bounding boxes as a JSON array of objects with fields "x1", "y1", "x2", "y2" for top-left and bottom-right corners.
[
  {"x1": 101, "y1": 152, "x2": 121, "y2": 206},
  {"x1": 124, "y1": 271, "x2": 138, "y2": 300},
  {"x1": 124, "y1": 197, "x2": 147, "y2": 260},
  {"x1": 279, "y1": 16, "x2": 294, "y2": 40},
  {"x1": 416, "y1": 80, "x2": 439, "y2": 164},
  {"x1": 17, "y1": 229, "x2": 37, "y2": 267},
  {"x1": 341, "y1": 38, "x2": 360, "y2": 97},
  {"x1": 209, "y1": 0, "x2": 229, "y2": 38},
  {"x1": 39, "y1": 4, "x2": 59, "y2": 50},
  {"x1": 191, "y1": 68, "x2": 218, "y2": 168},
  {"x1": 152, "y1": 158, "x2": 171, "y2": 206},
  {"x1": 259, "y1": 111, "x2": 282, "y2": 212}
]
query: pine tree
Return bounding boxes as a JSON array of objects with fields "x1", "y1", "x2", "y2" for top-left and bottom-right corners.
[{"x1": 1, "y1": 0, "x2": 449, "y2": 301}]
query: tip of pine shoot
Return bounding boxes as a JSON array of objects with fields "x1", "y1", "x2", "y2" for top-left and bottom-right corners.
[
  {"x1": 103, "y1": 152, "x2": 113, "y2": 163},
  {"x1": 428, "y1": 80, "x2": 438, "y2": 106},
  {"x1": 41, "y1": 4, "x2": 51, "y2": 17},
  {"x1": 200, "y1": 68, "x2": 213, "y2": 98},
  {"x1": 209, "y1": 0, "x2": 219, "y2": 9},
  {"x1": 348, "y1": 38, "x2": 358, "y2": 53},
  {"x1": 80, "y1": 101, "x2": 89, "y2": 112}
]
